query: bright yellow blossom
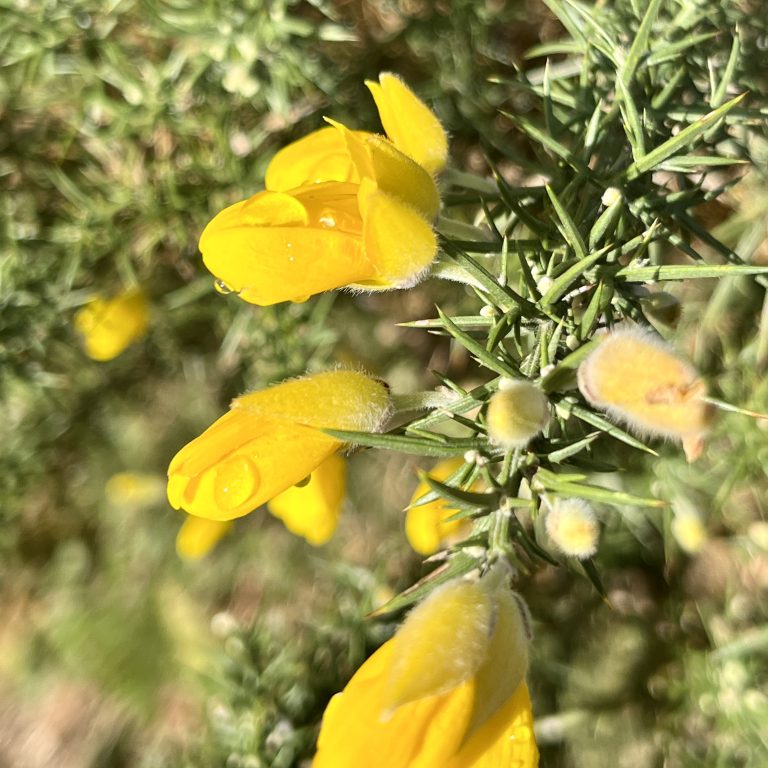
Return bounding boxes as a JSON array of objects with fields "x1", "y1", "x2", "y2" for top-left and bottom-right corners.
[
  {"x1": 74, "y1": 288, "x2": 149, "y2": 361},
  {"x1": 176, "y1": 516, "x2": 232, "y2": 560},
  {"x1": 313, "y1": 566, "x2": 538, "y2": 768},
  {"x1": 166, "y1": 370, "x2": 390, "y2": 522},
  {"x1": 267, "y1": 453, "x2": 346, "y2": 545},
  {"x1": 200, "y1": 73, "x2": 447, "y2": 306},
  {"x1": 406, "y1": 457, "x2": 475, "y2": 555},
  {"x1": 577, "y1": 325, "x2": 714, "y2": 461}
]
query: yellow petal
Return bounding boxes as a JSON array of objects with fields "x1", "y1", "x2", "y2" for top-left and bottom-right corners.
[
  {"x1": 406, "y1": 457, "x2": 471, "y2": 555},
  {"x1": 366, "y1": 72, "x2": 448, "y2": 175},
  {"x1": 167, "y1": 372, "x2": 390, "y2": 521},
  {"x1": 167, "y1": 415, "x2": 340, "y2": 521},
  {"x1": 327, "y1": 119, "x2": 440, "y2": 219},
  {"x1": 356, "y1": 189, "x2": 437, "y2": 290},
  {"x1": 313, "y1": 641, "x2": 475, "y2": 768},
  {"x1": 233, "y1": 370, "x2": 392, "y2": 433},
  {"x1": 449, "y1": 683, "x2": 539, "y2": 768},
  {"x1": 577, "y1": 326, "x2": 714, "y2": 450},
  {"x1": 199, "y1": 188, "x2": 376, "y2": 305},
  {"x1": 385, "y1": 580, "x2": 493, "y2": 712},
  {"x1": 265, "y1": 127, "x2": 357, "y2": 190},
  {"x1": 74, "y1": 289, "x2": 149, "y2": 361},
  {"x1": 267, "y1": 453, "x2": 346, "y2": 545},
  {"x1": 176, "y1": 516, "x2": 232, "y2": 560},
  {"x1": 465, "y1": 589, "x2": 531, "y2": 737}
]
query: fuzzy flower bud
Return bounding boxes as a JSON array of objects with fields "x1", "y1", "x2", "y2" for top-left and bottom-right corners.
[
  {"x1": 486, "y1": 380, "x2": 550, "y2": 449},
  {"x1": 577, "y1": 325, "x2": 714, "y2": 461},
  {"x1": 313, "y1": 564, "x2": 538, "y2": 768},
  {"x1": 545, "y1": 498, "x2": 600, "y2": 559}
]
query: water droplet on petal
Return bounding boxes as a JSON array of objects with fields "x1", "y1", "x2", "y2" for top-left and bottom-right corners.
[
  {"x1": 214, "y1": 455, "x2": 258, "y2": 511},
  {"x1": 319, "y1": 210, "x2": 336, "y2": 228},
  {"x1": 214, "y1": 279, "x2": 234, "y2": 295},
  {"x1": 292, "y1": 295, "x2": 310, "y2": 304}
]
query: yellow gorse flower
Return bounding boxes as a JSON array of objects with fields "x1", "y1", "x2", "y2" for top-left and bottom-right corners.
[
  {"x1": 166, "y1": 370, "x2": 390, "y2": 522},
  {"x1": 313, "y1": 566, "x2": 539, "y2": 768},
  {"x1": 74, "y1": 288, "x2": 149, "y2": 361},
  {"x1": 406, "y1": 457, "x2": 476, "y2": 555},
  {"x1": 267, "y1": 453, "x2": 347, "y2": 546},
  {"x1": 577, "y1": 325, "x2": 714, "y2": 461},
  {"x1": 200, "y1": 73, "x2": 448, "y2": 305},
  {"x1": 176, "y1": 516, "x2": 232, "y2": 560}
]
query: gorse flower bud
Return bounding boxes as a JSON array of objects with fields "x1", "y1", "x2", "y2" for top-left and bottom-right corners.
[
  {"x1": 544, "y1": 498, "x2": 600, "y2": 559},
  {"x1": 267, "y1": 453, "x2": 346, "y2": 546},
  {"x1": 486, "y1": 380, "x2": 550, "y2": 449},
  {"x1": 577, "y1": 325, "x2": 714, "y2": 461},
  {"x1": 74, "y1": 288, "x2": 149, "y2": 361},
  {"x1": 313, "y1": 565, "x2": 538, "y2": 768},
  {"x1": 405, "y1": 457, "x2": 475, "y2": 555},
  {"x1": 166, "y1": 371, "x2": 391, "y2": 522},
  {"x1": 200, "y1": 73, "x2": 448, "y2": 306}
]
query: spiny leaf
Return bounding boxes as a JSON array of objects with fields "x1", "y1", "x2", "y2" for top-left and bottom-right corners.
[
  {"x1": 581, "y1": 557, "x2": 609, "y2": 601},
  {"x1": 546, "y1": 185, "x2": 588, "y2": 260},
  {"x1": 545, "y1": 433, "x2": 602, "y2": 463},
  {"x1": 540, "y1": 478, "x2": 668, "y2": 508},
  {"x1": 419, "y1": 473, "x2": 502, "y2": 510},
  {"x1": 368, "y1": 552, "x2": 483, "y2": 617},
  {"x1": 619, "y1": 0, "x2": 664, "y2": 89},
  {"x1": 616, "y1": 264, "x2": 768, "y2": 281},
  {"x1": 623, "y1": 92, "x2": 747, "y2": 180},
  {"x1": 437, "y1": 307, "x2": 520, "y2": 378},
  {"x1": 323, "y1": 429, "x2": 488, "y2": 457}
]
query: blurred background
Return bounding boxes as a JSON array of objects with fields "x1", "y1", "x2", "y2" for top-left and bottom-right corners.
[{"x1": 2, "y1": 0, "x2": 767, "y2": 766}]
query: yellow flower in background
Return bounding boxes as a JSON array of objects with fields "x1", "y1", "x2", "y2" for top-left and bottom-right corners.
[
  {"x1": 167, "y1": 370, "x2": 391, "y2": 522},
  {"x1": 74, "y1": 288, "x2": 149, "y2": 361},
  {"x1": 200, "y1": 73, "x2": 448, "y2": 306},
  {"x1": 406, "y1": 457, "x2": 475, "y2": 555},
  {"x1": 105, "y1": 472, "x2": 165, "y2": 507},
  {"x1": 267, "y1": 453, "x2": 347, "y2": 546},
  {"x1": 176, "y1": 516, "x2": 232, "y2": 560},
  {"x1": 577, "y1": 325, "x2": 714, "y2": 461},
  {"x1": 671, "y1": 500, "x2": 708, "y2": 554},
  {"x1": 313, "y1": 566, "x2": 538, "y2": 768}
]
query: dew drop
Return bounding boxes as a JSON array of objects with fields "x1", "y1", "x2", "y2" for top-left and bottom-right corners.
[
  {"x1": 318, "y1": 211, "x2": 336, "y2": 228},
  {"x1": 292, "y1": 295, "x2": 310, "y2": 304},
  {"x1": 214, "y1": 455, "x2": 258, "y2": 510},
  {"x1": 293, "y1": 475, "x2": 311, "y2": 488},
  {"x1": 214, "y1": 279, "x2": 234, "y2": 295}
]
